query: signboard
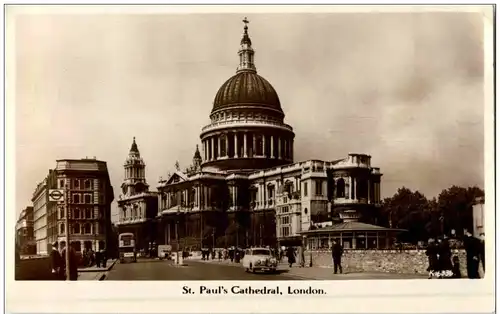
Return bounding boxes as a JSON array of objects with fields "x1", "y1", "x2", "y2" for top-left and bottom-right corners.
[{"x1": 48, "y1": 189, "x2": 65, "y2": 202}]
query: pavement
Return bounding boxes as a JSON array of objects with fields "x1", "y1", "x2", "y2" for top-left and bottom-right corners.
[
  {"x1": 105, "y1": 258, "x2": 428, "y2": 280},
  {"x1": 77, "y1": 259, "x2": 118, "y2": 281}
]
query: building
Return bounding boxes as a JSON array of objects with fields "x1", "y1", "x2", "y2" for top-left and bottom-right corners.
[
  {"x1": 472, "y1": 196, "x2": 485, "y2": 238},
  {"x1": 52, "y1": 158, "x2": 115, "y2": 253},
  {"x1": 16, "y1": 206, "x2": 36, "y2": 255},
  {"x1": 116, "y1": 138, "x2": 158, "y2": 253},
  {"x1": 155, "y1": 20, "x2": 397, "y2": 250},
  {"x1": 31, "y1": 170, "x2": 57, "y2": 255}
]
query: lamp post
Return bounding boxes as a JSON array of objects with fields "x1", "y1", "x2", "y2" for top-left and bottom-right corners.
[
  {"x1": 175, "y1": 214, "x2": 179, "y2": 265},
  {"x1": 64, "y1": 184, "x2": 71, "y2": 280}
]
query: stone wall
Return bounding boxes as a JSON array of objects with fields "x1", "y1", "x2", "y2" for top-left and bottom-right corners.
[{"x1": 304, "y1": 249, "x2": 469, "y2": 275}]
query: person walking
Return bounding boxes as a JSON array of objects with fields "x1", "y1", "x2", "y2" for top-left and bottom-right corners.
[
  {"x1": 437, "y1": 236, "x2": 453, "y2": 278},
  {"x1": 463, "y1": 230, "x2": 481, "y2": 279},
  {"x1": 61, "y1": 245, "x2": 78, "y2": 281},
  {"x1": 331, "y1": 240, "x2": 343, "y2": 274},
  {"x1": 479, "y1": 233, "x2": 485, "y2": 273},
  {"x1": 286, "y1": 246, "x2": 296, "y2": 268},
  {"x1": 49, "y1": 242, "x2": 63, "y2": 280},
  {"x1": 425, "y1": 238, "x2": 439, "y2": 278}
]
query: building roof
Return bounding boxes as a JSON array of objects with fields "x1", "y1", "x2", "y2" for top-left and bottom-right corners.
[
  {"x1": 212, "y1": 71, "x2": 283, "y2": 114},
  {"x1": 301, "y1": 221, "x2": 405, "y2": 234}
]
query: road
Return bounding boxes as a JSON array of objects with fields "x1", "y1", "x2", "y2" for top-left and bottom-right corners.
[{"x1": 106, "y1": 259, "x2": 300, "y2": 280}]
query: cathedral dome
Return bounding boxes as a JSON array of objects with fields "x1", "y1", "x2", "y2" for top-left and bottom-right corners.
[{"x1": 212, "y1": 71, "x2": 283, "y2": 114}]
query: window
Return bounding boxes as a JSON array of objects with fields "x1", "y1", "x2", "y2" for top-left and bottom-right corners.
[
  {"x1": 73, "y1": 194, "x2": 80, "y2": 204},
  {"x1": 84, "y1": 180, "x2": 92, "y2": 190},
  {"x1": 59, "y1": 208, "x2": 65, "y2": 219},
  {"x1": 74, "y1": 179, "x2": 80, "y2": 190},
  {"x1": 73, "y1": 223, "x2": 80, "y2": 234},
  {"x1": 85, "y1": 208, "x2": 92, "y2": 219},
  {"x1": 73, "y1": 208, "x2": 80, "y2": 219},
  {"x1": 304, "y1": 182, "x2": 308, "y2": 197},
  {"x1": 282, "y1": 216, "x2": 290, "y2": 225},
  {"x1": 59, "y1": 223, "x2": 65, "y2": 235},
  {"x1": 281, "y1": 206, "x2": 289, "y2": 214},
  {"x1": 123, "y1": 209, "x2": 127, "y2": 218},
  {"x1": 84, "y1": 194, "x2": 92, "y2": 204},
  {"x1": 304, "y1": 208, "x2": 308, "y2": 214},
  {"x1": 315, "y1": 180, "x2": 323, "y2": 196},
  {"x1": 336, "y1": 179, "x2": 345, "y2": 198},
  {"x1": 59, "y1": 180, "x2": 65, "y2": 189},
  {"x1": 84, "y1": 223, "x2": 91, "y2": 234},
  {"x1": 281, "y1": 226, "x2": 290, "y2": 237}
]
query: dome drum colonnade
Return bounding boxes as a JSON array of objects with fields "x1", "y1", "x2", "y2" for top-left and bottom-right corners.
[{"x1": 200, "y1": 18, "x2": 295, "y2": 171}]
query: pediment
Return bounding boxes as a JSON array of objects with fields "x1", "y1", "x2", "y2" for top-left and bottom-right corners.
[{"x1": 166, "y1": 171, "x2": 188, "y2": 185}]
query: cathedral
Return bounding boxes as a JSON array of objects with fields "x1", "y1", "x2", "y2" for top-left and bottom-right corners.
[{"x1": 118, "y1": 19, "x2": 399, "y2": 252}]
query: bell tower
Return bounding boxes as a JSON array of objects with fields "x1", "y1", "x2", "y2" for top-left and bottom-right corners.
[{"x1": 122, "y1": 137, "x2": 149, "y2": 196}]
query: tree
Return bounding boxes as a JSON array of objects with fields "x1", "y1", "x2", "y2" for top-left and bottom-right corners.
[
  {"x1": 380, "y1": 187, "x2": 430, "y2": 242},
  {"x1": 436, "y1": 185, "x2": 484, "y2": 237}
]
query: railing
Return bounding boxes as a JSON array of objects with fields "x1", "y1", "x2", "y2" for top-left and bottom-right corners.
[{"x1": 201, "y1": 120, "x2": 293, "y2": 133}]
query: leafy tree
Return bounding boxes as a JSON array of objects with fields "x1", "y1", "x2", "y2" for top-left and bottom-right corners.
[{"x1": 436, "y1": 185, "x2": 484, "y2": 237}]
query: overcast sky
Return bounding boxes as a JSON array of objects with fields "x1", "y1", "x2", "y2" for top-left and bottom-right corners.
[{"x1": 14, "y1": 10, "x2": 485, "y2": 221}]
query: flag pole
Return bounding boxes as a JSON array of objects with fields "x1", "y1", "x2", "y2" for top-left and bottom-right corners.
[{"x1": 65, "y1": 184, "x2": 71, "y2": 280}]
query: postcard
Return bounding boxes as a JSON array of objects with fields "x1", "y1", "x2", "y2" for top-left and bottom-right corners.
[{"x1": 5, "y1": 4, "x2": 495, "y2": 314}]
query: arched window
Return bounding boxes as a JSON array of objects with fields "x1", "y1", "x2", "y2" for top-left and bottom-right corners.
[
  {"x1": 84, "y1": 180, "x2": 91, "y2": 190},
  {"x1": 84, "y1": 223, "x2": 91, "y2": 234},
  {"x1": 59, "y1": 223, "x2": 65, "y2": 235},
  {"x1": 336, "y1": 178, "x2": 345, "y2": 198},
  {"x1": 73, "y1": 208, "x2": 80, "y2": 219},
  {"x1": 73, "y1": 223, "x2": 80, "y2": 234}
]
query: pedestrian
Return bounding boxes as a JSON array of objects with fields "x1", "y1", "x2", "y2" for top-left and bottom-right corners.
[
  {"x1": 463, "y1": 230, "x2": 481, "y2": 279},
  {"x1": 218, "y1": 250, "x2": 222, "y2": 261},
  {"x1": 61, "y1": 245, "x2": 78, "y2": 281},
  {"x1": 286, "y1": 246, "x2": 296, "y2": 268},
  {"x1": 101, "y1": 250, "x2": 108, "y2": 268},
  {"x1": 96, "y1": 250, "x2": 102, "y2": 268},
  {"x1": 425, "y1": 238, "x2": 439, "y2": 279},
  {"x1": 437, "y1": 237, "x2": 453, "y2": 278},
  {"x1": 479, "y1": 233, "x2": 485, "y2": 273},
  {"x1": 49, "y1": 242, "x2": 63, "y2": 280},
  {"x1": 451, "y1": 255, "x2": 462, "y2": 278},
  {"x1": 331, "y1": 240, "x2": 343, "y2": 274}
]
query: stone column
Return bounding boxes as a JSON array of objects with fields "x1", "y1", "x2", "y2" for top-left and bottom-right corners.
[
  {"x1": 278, "y1": 137, "x2": 282, "y2": 159},
  {"x1": 270, "y1": 136, "x2": 274, "y2": 158},
  {"x1": 211, "y1": 137, "x2": 215, "y2": 161},
  {"x1": 367, "y1": 180, "x2": 371, "y2": 203},
  {"x1": 262, "y1": 135, "x2": 266, "y2": 157},
  {"x1": 234, "y1": 132, "x2": 239, "y2": 158},
  {"x1": 291, "y1": 139, "x2": 294, "y2": 161},
  {"x1": 225, "y1": 133, "x2": 229, "y2": 157},
  {"x1": 354, "y1": 178, "x2": 357, "y2": 200},
  {"x1": 232, "y1": 185, "x2": 236, "y2": 208},
  {"x1": 205, "y1": 140, "x2": 208, "y2": 161},
  {"x1": 252, "y1": 133, "x2": 257, "y2": 157},
  {"x1": 217, "y1": 135, "x2": 221, "y2": 159},
  {"x1": 243, "y1": 133, "x2": 248, "y2": 157}
]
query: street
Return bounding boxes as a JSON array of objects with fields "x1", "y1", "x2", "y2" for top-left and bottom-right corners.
[{"x1": 106, "y1": 259, "x2": 299, "y2": 280}]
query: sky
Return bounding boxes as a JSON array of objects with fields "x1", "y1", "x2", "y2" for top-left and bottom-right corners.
[{"x1": 14, "y1": 10, "x2": 485, "y2": 221}]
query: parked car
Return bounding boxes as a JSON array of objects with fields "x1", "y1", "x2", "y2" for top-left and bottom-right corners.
[{"x1": 242, "y1": 247, "x2": 278, "y2": 273}]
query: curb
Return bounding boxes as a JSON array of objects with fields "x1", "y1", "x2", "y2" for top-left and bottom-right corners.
[{"x1": 78, "y1": 259, "x2": 118, "y2": 273}]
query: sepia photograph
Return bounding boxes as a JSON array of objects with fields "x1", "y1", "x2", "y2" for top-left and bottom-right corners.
[{"x1": 6, "y1": 3, "x2": 495, "y2": 313}]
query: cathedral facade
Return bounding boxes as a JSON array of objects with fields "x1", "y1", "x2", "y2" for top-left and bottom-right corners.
[
  {"x1": 116, "y1": 138, "x2": 158, "y2": 253},
  {"x1": 153, "y1": 20, "x2": 391, "y2": 251}
]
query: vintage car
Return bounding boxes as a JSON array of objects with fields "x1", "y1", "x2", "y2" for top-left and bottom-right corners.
[{"x1": 242, "y1": 248, "x2": 278, "y2": 273}]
